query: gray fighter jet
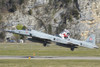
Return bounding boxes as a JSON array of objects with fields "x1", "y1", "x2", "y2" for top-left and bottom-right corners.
[{"x1": 6, "y1": 29, "x2": 99, "y2": 51}]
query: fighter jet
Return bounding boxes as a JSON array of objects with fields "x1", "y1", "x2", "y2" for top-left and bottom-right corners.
[{"x1": 6, "y1": 29, "x2": 99, "y2": 51}]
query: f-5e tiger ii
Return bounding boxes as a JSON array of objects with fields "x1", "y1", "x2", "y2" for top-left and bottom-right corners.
[{"x1": 6, "y1": 29, "x2": 99, "y2": 51}]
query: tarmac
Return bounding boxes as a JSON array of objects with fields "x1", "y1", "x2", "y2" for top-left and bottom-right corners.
[{"x1": 0, "y1": 56, "x2": 100, "y2": 60}]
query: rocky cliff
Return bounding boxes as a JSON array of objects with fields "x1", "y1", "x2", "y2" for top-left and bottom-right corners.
[{"x1": 0, "y1": 0, "x2": 100, "y2": 43}]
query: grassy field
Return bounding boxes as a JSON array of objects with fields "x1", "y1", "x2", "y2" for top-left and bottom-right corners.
[
  {"x1": 0, "y1": 59, "x2": 100, "y2": 67},
  {"x1": 0, "y1": 43, "x2": 100, "y2": 56},
  {"x1": 0, "y1": 43, "x2": 100, "y2": 67}
]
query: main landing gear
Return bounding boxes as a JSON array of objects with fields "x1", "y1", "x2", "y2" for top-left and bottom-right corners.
[
  {"x1": 43, "y1": 40, "x2": 51, "y2": 47},
  {"x1": 43, "y1": 42, "x2": 47, "y2": 47},
  {"x1": 70, "y1": 47, "x2": 75, "y2": 51}
]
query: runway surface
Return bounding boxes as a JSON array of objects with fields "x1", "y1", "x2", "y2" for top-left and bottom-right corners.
[{"x1": 0, "y1": 56, "x2": 100, "y2": 60}]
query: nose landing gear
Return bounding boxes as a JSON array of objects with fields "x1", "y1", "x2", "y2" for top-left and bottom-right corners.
[{"x1": 70, "y1": 47, "x2": 75, "y2": 51}]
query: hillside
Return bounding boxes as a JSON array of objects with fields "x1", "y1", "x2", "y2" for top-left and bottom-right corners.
[{"x1": 0, "y1": 0, "x2": 100, "y2": 43}]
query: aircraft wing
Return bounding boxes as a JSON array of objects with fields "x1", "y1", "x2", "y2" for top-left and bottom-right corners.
[
  {"x1": 6, "y1": 30, "x2": 70, "y2": 44},
  {"x1": 66, "y1": 38, "x2": 81, "y2": 46},
  {"x1": 29, "y1": 30, "x2": 70, "y2": 44}
]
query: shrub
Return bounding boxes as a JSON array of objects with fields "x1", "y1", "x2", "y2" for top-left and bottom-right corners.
[
  {"x1": 13, "y1": 34, "x2": 21, "y2": 42},
  {"x1": 0, "y1": 21, "x2": 6, "y2": 42},
  {"x1": 19, "y1": 0, "x2": 24, "y2": 5},
  {"x1": 68, "y1": 15, "x2": 73, "y2": 21},
  {"x1": 9, "y1": 0, "x2": 13, "y2": 4},
  {"x1": 62, "y1": 0, "x2": 72, "y2": 3},
  {"x1": 22, "y1": 26, "x2": 27, "y2": 30},
  {"x1": 28, "y1": 9, "x2": 32, "y2": 15},
  {"x1": 16, "y1": 24, "x2": 27, "y2": 30},
  {"x1": 9, "y1": 4, "x2": 17, "y2": 12},
  {"x1": 71, "y1": 9, "x2": 79, "y2": 19},
  {"x1": 48, "y1": 24, "x2": 52, "y2": 34},
  {"x1": 16, "y1": 24, "x2": 23, "y2": 30},
  {"x1": 0, "y1": 15, "x2": 2, "y2": 21},
  {"x1": 61, "y1": 0, "x2": 72, "y2": 5},
  {"x1": 0, "y1": 32, "x2": 5, "y2": 40}
]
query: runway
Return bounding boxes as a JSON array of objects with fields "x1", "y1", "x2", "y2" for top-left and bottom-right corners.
[{"x1": 0, "y1": 56, "x2": 100, "y2": 60}]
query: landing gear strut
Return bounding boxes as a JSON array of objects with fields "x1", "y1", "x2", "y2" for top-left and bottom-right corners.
[
  {"x1": 43, "y1": 42, "x2": 47, "y2": 47},
  {"x1": 43, "y1": 40, "x2": 51, "y2": 47},
  {"x1": 70, "y1": 47, "x2": 75, "y2": 51}
]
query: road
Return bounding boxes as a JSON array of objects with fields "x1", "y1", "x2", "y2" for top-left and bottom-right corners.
[{"x1": 0, "y1": 56, "x2": 100, "y2": 60}]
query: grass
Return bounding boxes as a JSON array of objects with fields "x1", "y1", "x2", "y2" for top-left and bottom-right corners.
[
  {"x1": 0, "y1": 43, "x2": 100, "y2": 56},
  {"x1": 0, "y1": 43, "x2": 100, "y2": 67},
  {"x1": 0, "y1": 59, "x2": 100, "y2": 67}
]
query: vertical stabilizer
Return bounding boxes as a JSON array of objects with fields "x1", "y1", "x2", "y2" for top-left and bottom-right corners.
[{"x1": 86, "y1": 34, "x2": 95, "y2": 45}]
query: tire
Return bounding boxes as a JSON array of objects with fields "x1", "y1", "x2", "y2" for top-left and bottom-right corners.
[{"x1": 70, "y1": 47, "x2": 74, "y2": 51}]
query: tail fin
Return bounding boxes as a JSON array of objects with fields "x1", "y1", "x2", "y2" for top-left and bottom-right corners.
[{"x1": 86, "y1": 34, "x2": 95, "y2": 44}]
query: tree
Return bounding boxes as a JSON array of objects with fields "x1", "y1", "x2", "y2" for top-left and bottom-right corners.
[
  {"x1": 9, "y1": 4, "x2": 17, "y2": 12},
  {"x1": 48, "y1": 24, "x2": 52, "y2": 34},
  {"x1": 28, "y1": 9, "x2": 32, "y2": 15},
  {"x1": 16, "y1": 24, "x2": 23, "y2": 30},
  {"x1": 0, "y1": 21, "x2": 6, "y2": 42},
  {"x1": 22, "y1": 26, "x2": 27, "y2": 30},
  {"x1": 13, "y1": 34, "x2": 21, "y2": 42},
  {"x1": 14, "y1": 24, "x2": 27, "y2": 42},
  {"x1": 71, "y1": 9, "x2": 79, "y2": 19},
  {"x1": 19, "y1": 0, "x2": 24, "y2": 5},
  {"x1": 0, "y1": 32, "x2": 5, "y2": 42}
]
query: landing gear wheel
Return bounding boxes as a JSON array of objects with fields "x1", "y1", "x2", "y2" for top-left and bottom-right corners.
[
  {"x1": 30, "y1": 34, "x2": 32, "y2": 37},
  {"x1": 71, "y1": 47, "x2": 74, "y2": 51},
  {"x1": 43, "y1": 42, "x2": 47, "y2": 47}
]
